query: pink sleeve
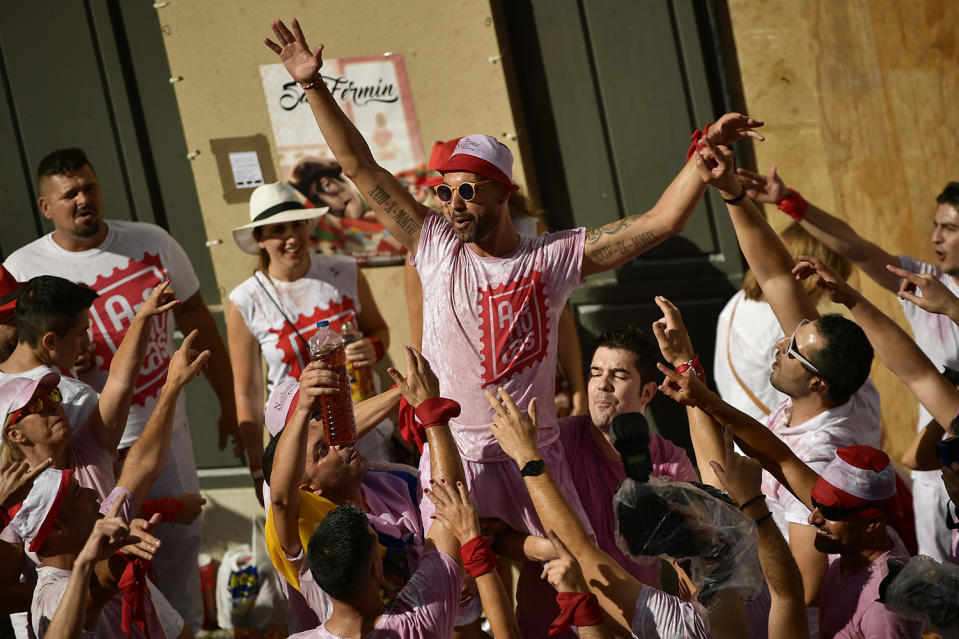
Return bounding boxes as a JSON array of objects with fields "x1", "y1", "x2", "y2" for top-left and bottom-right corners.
[
  {"x1": 540, "y1": 228, "x2": 585, "y2": 302},
  {"x1": 650, "y1": 435, "x2": 699, "y2": 483},
  {"x1": 99, "y1": 486, "x2": 135, "y2": 523},
  {"x1": 632, "y1": 586, "x2": 710, "y2": 638}
]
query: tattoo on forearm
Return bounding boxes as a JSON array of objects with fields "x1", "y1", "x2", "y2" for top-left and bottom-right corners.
[
  {"x1": 585, "y1": 215, "x2": 658, "y2": 263},
  {"x1": 368, "y1": 185, "x2": 420, "y2": 235}
]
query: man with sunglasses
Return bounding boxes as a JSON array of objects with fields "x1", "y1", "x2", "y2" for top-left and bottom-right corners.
[
  {"x1": 693, "y1": 140, "x2": 888, "y2": 631},
  {"x1": 264, "y1": 18, "x2": 763, "y2": 634}
]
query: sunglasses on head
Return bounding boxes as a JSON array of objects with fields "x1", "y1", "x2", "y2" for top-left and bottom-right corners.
[
  {"x1": 432, "y1": 180, "x2": 493, "y2": 203},
  {"x1": 787, "y1": 319, "x2": 828, "y2": 380},
  {"x1": 811, "y1": 496, "x2": 871, "y2": 521},
  {"x1": 8, "y1": 387, "x2": 62, "y2": 425}
]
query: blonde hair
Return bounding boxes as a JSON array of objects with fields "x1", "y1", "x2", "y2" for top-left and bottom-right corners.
[{"x1": 742, "y1": 222, "x2": 852, "y2": 302}]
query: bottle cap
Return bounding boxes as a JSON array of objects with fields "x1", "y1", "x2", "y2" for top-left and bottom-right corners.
[{"x1": 316, "y1": 320, "x2": 330, "y2": 328}]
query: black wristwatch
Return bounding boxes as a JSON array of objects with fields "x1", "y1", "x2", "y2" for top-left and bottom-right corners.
[{"x1": 520, "y1": 459, "x2": 547, "y2": 477}]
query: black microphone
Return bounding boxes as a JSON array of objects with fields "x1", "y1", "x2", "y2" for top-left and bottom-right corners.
[{"x1": 611, "y1": 412, "x2": 653, "y2": 483}]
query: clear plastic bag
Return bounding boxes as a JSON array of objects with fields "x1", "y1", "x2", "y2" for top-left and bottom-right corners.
[
  {"x1": 613, "y1": 477, "x2": 763, "y2": 606},
  {"x1": 879, "y1": 554, "x2": 959, "y2": 637}
]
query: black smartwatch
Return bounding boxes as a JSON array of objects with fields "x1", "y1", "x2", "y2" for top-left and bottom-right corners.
[{"x1": 520, "y1": 459, "x2": 546, "y2": 477}]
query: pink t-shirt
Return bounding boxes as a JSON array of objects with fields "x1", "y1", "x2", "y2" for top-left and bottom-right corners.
[
  {"x1": 289, "y1": 547, "x2": 462, "y2": 639},
  {"x1": 413, "y1": 210, "x2": 585, "y2": 461},
  {"x1": 558, "y1": 414, "x2": 698, "y2": 585},
  {"x1": 631, "y1": 585, "x2": 710, "y2": 638},
  {"x1": 818, "y1": 531, "x2": 923, "y2": 638},
  {"x1": 761, "y1": 381, "x2": 881, "y2": 538}
]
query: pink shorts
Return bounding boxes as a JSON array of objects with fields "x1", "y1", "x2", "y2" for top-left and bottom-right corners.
[{"x1": 418, "y1": 437, "x2": 595, "y2": 539}]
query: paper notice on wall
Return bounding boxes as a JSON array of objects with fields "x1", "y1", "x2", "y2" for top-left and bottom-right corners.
[
  {"x1": 228, "y1": 151, "x2": 265, "y2": 189},
  {"x1": 259, "y1": 54, "x2": 424, "y2": 180}
]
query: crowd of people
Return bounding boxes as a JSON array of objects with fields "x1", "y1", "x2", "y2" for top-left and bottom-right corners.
[{"x1": 1, "y1": 15, "x2": 958, "y2": 639}]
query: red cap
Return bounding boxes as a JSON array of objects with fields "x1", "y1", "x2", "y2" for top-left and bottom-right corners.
[
  {"x1": 422, "y1": 138, "x2": 462, "y2": 188},
  {"x1": 436, "y1": 134, "x2": 519, "y2": 192},
  {"x1": 811, "y1": 445, "x2": 900, "y2": 518},
  {"x1": 0, "y1": 265, "x2": 22, "y2": 316}
]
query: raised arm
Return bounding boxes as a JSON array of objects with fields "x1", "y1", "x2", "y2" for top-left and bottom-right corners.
[
  {"x1": 269, "y1": 362, "x2": 339, "y2": 557},
  {"x1": 581, "y1": 113, "x2": 763, "y2": 276},
  {"x1": 116, "y1": 331, "x2": 209, "y2": 512},
  {"x1": 91, "y1": 282, "x2": 178, "y2": 454},
  {"x1": 264, "y1": 19, "x2": 427, "y2": 252},
  {"x1": 795, "y1": 256, "x2": 959, "y2": 432},
  {"x1": 737, "y1": 166, "x2": 899, "y2": 292},
  {"x1": 699, "y1": 143, "x2": 817, "y2": 333}
]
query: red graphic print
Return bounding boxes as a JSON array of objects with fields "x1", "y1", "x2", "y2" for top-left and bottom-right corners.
[
  {"x1": 477, "y1": 272, "x2": 549, "y2": 385},
  {"x1": 88, "y1": 253, "x2": 168, "y2": 406},
  {"x1": 268, "y1": 297, "x2": 357, "y2": 380}
]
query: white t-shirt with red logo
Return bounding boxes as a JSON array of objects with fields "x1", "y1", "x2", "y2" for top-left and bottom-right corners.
[
  {"x1": 228, "y1": 253, "x2": 360, "y2": 393},
  {"x1": 4, "y1": 220, "x2": 200, "y2": 449},
  {"x1": 412, "y1": 210, "x2": 585, "y2": 462}
]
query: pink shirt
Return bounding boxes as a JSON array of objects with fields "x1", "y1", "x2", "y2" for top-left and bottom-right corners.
[
  {"x1": 819, "y1": 531, "x2": 922, "y2": 638},
  {"x1": 413, "y1": 210, "x2": 585, "y2": 461},
  {"x1": 289, "y1": 547, "x2": 462, "y2": 639},
  {"x1": 558, "y1": 415, "x2": 698, "y2": 585},
  {"x1": 631, "y1": 586, "x2": 710, "y2": 638},
  {"x1": 761, "y1": 381, "x2": 881, "y2": 538}
]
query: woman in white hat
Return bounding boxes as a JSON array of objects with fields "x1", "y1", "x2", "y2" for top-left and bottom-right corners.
[{"x1": 226, "y1": 182, "x2": 390, "y2": 498}]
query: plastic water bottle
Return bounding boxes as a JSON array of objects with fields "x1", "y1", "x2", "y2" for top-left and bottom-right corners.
[
  {"x1": 340, "y1": 313, "x2": 375, "y2": 402},
  {"x1": 308, "y1": 321, "x2": 357, "y2": 446}
]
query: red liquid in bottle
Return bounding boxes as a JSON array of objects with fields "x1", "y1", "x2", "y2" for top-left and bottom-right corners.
[{"x1": 309, "y1": 323, "x2": 358, "y2": 446}]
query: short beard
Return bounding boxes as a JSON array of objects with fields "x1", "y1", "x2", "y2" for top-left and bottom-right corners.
[{"x1": 74, "y1": 219, "x2": 102, "y2": 238}]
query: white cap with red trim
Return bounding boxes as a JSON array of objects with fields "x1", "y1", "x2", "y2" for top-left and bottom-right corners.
[
  {"x1": 9, "y1": 468, "x2": 73, "y2": 552},
  {"x1": 0, "y1": 371, "x2": 61, "y2": 428},
  {"x1": 811, "y1": 445, "x2": 898, "y2": 517},
  {"x1": 437, "y1": 134, "x2": 518, "y2": 191}
]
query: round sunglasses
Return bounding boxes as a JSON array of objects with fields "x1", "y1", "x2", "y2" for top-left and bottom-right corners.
[{"x1": 432, "y1": 180, "x2": 493, "y2": 203}]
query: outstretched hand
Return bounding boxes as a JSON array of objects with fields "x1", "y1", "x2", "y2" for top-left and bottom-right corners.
[
  {"x1": 136, "y1": 280, "x2": 179, "y2": 321},
  {"x1": 705, "y1": 113, "x2": 765, "y2": 147},
  {"x1": 693, "y1": 138, "x2": 740, "y2": 194},
  {"x1": 792, "y1": 255, "x2": 861, "y2": 308},
  {"x1": 77, "y1": 496, "x2": 133, "y2": 564},
  {"x1": 651, "y1": 296, "x2": 696, "y2": 366},
  {"x1": 119, "y1": 513, "x2": 163, "y2": 561},
  {"x1": 387, "y1": 345, "x2": 440, "y2": 408},
  {"x1": 709, "y1": 426, "x2": 763, "y2": 508},
  {"x1": 486, "y1": 389, "x2": 541, "y2": 467},
  {"x1": 264, "y1": 19, "x2": 324, "y2": 84},
  {"x1": 887, "y1": 264, "x2": 959, "y2": 316},
  {"x1": 425, "y1": 478, "x2": 481, "y2": 544},
  {"x1": 0, "y1": 458, "x2": 54, "y2": 509},
  {"x1": 736, "y1": 166, "x2": 788, "y2": 204},
  {"x1": 657, "y1": 363, "x2": 713, "y2": 410},
  {"x1": 165, "y1": 330, "x2": 211, "y2": 391},
  {"x1": 541, "y1": 530, "x2": 590, "y2": 593}
]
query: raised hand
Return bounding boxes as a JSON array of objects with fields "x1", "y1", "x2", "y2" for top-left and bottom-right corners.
[
  {"x1": 709, "y1": 425, "x2": 764, "y2": 508},
  {"x1": 705, "y1": 113, "x2": 765, "y2": 147},
  {"x1": 486, "y1": 389, "x2": 541, "y2": 467},
  {"x1": 887, "y1": 264, "x2": 959, "y2": 316},
  {"x1": 136, "y1": 280, "x2": 179, "y2": 321},
  {"x1": 736, "y1": 166, "x2": 788, "y2": 204},
  {"x1": 0, "y1": 458, "x2": 54, "y2": 509},
  {"x1": 792, "y1": 255, "x2": 861, "y2": 308},
  {"x1": 165, "y1": 330, "x2": 211, "y2": 391},
  {"x1": 541, "y1": 530, "x2": 589, "y2": 593},
  {"x1": 173, "y1": 493, "x2": 207, "y2": 525},
  {"x1": 264, "y1": 19, "x2": 324, "y2": 84},
  {"x1": 387, "y1": 345, "x2": 440, "y2": 408},
  {"x1": 657, "y1": 363, "x2": 713, "y2": 409},
  {"x1": 76, "y1": 496, "x2": 131, "y2": 564},
  {"x1": 694, "y1": 138, "x2": 740, "y2": 194},
  {"x1": 651, "y1": 296, "x2": 696, "y2": 366},
  {"x1": 425, "y1": 478, "x2": 481, "y2": 544},
  {"x1": 295, "y1": 360, "x2": 342, "y2": 414},
  {"x1": 119, "y1": 513, "x2": 163, "y2": 561}
]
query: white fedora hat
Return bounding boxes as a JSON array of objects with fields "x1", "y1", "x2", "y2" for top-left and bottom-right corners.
[{"x1": 232, "y1": 182, "x2": 329, "y2": 254}]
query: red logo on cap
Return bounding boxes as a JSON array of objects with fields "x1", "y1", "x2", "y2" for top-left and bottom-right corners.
[
  {"x1": 268, "y1": 298, "x2": 357, "y2": 381},
  {"x1": 477, "y1": 273, "x2": 549, "y2": 385}
]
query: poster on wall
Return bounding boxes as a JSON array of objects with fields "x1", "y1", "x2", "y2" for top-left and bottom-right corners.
[{"x1": 259, "y1": 54, "x2": 424, "y2": 265}]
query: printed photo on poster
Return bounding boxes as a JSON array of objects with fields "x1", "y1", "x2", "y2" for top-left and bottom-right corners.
[{"x1": 260, "y1": 54, "x2": 424, "y2": 265}]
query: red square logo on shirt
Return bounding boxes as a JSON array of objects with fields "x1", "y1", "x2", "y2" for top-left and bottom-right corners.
[
  {"x1": 477, "y1": 273, "x2": 549, "y2": 384},
  {"x1": 269, "y1": 298, "x2": 357, "y2": 381}
]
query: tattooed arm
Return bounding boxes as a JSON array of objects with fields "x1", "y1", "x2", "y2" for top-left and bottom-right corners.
[
  {"x1": 581, "y1": 159, "x2": 705, "y2": 275},
  {"x1": 264, "y1": 19, "x2": 427, "y2": 253}
]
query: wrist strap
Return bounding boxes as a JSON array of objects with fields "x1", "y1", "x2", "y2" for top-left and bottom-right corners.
[
  {"x1": 722, "y1": 186, "x2": 747, "y2": 205},
  {"x1": 685, "y1": 122, "x2": 714, "y2": 161},
  {"x1": 777, "y1": 188, "x2": 809, "y2": 221},
  {"x1": 754, "y1": 511, "x2": 774, "y2": 525},
  {"x1": 675, "y1": 355, "x2": 706, "y2": 382},
  {"x1": 459, "y1": 536, "x2": 499, "y2": 579},
  {"x1": 143, "y1": 497, "x2": 184, "y2": 523},
  {"x1": 396, "y1": 396, "x2": 426, "y2": 453},
  {"x1": 368, "y1": 337, "x2": 385, "y2": 363},
  {"x1": 739, "y1": 494, "x2": 766, "y2": 511},
  {"x1": 298, "y1": 76, "x2": 321, "y2": 90},
  {"x1": 414, "y1": 398, "x2": 461, "y2": 428},
  {"x1": 550, "y1": 592, "x2": 603, "y2": 636}
]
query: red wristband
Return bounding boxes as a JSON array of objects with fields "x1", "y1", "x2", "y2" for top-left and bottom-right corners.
[
  {"x1": 143, "y1": 497, "x2": 184, "y2": 523},
  {"x1": 397, "y1": 396, "x2": 426, "y2": 453},
  {"x1": 675, "y1": 355, "x2": 706, "y2": 382},
  {"x1": 368, "y1": 336, "x2": 385, "y2": 363},
  {"x1": 685, "y1": 121, "x2": 714, "y2": 161},
  {"x1": 414, "y1": 397, "x2": 461, "y2": 428},
  {"x1": 459, "y1": 536, "x2": 499, "y2": 579},
  {"x1": 550, "y1": 592, "x2": 603, "y2": 636},
  {"x1": 777, "y1": 188, "x2": 808, "y2": 221}
]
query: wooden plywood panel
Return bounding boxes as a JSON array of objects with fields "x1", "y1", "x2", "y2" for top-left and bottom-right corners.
[
  {"x1": 153, "y1": 0, "x2": 523, "y2": 298},
  {"x1": 727, "y1": 0, "x2": 959, "y2": 459}
]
